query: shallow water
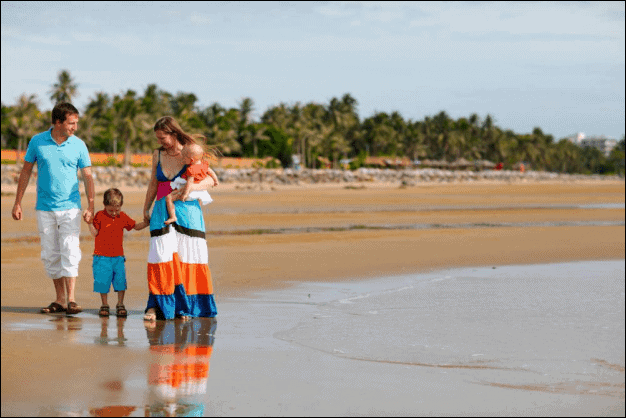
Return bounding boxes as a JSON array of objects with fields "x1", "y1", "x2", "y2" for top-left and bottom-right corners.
[
  {"x1": 2, "y1": 261, "x2": 624, "y2": 416},
  {"x1": 274, "y1": 260, "x2": 625, "y2": 396}
]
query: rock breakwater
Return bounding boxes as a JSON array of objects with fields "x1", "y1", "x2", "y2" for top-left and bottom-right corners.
[{"x1": 1, "y1": 164, "x2": 622, "y2": 189}]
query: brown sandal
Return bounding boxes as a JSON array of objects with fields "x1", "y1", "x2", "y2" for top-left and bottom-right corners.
[
  {"x1": 116, "y1": 304, "x2": 128, "y2": 317},
  {"x1": 41, "y1": 302, "x2": 66, "y2": 314},
  {"x1": 66, "y1": 301, "x2": 82, "y2": 315},
  {"x1": 99, "y1": 305, "x2": 110, "y2": 317}
]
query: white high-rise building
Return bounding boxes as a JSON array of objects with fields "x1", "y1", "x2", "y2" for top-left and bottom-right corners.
[
  {"x1": 567, "y1": 132, "x2": 617, "y2": 156},
  {"x1": 580, "y1": 136, "x2": 618, "y2": 157}
]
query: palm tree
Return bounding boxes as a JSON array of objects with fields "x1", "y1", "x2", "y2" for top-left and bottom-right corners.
[
  {"x1": 236, "y1": 97, "x2": 255, "y2": 154},
  {"x1": 7, "y1": 94, "x2": 42, "y2": 163},
  {"x1": 207, "y1": 108, "x2": 240, "y2": 155},
  {"x1": 238, "y1": 97, "x2": 254, "y2": 125},
  {"x1": 49, "y1": 69, "x2": 78, "y2": 104},
  {"x1": 111, "y1": 90, "x2": 151, "y2": 167},
  {"x1": 141, "y1": 84, "x2": 172, "y2": 120}
]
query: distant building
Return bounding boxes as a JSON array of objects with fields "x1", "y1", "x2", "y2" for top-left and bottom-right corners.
[
  {"x1": 567, "y1": 132, "x2": 617, "y2": 157},
  {"x1": 581, "y1": 136, "x2": 618, "y2": 157},
  {"x1": 566, "y1": 132, "x2": 586, "y2": 144}
]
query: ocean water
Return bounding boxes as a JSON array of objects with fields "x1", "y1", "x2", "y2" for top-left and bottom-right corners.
[{"x1": 275, "y1": 260, "x2": 625, "y2": 380}]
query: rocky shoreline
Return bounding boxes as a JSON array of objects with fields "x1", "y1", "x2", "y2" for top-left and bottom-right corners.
[{"x1": 1, "y1": 164, "x2": 622, "y2": 189}]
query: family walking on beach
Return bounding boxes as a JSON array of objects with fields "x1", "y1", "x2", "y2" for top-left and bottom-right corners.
[{"x1": 11, "y1": 103, "x2": 219, "y2": 321}]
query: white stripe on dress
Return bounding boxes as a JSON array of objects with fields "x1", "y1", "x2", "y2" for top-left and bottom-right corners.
[
  {"x1": 176, "y1": 233, "x2": 209, "y2": 264},
  {"x1": 148, "y1": 227, "x2": 209, "y2": 265},
  {"x1": 147, "y1": 228, "x2": 177, "y2": 264}
]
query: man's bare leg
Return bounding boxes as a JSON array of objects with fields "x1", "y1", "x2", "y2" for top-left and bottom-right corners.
[
  {"x1": 52, "y1": 278, "x2": 67, "y2": 306},
  {"x1": 63, "y1": 276, "x2": 77, "y2": 302},
  {"x1": 64, "y1": 277, "x2": 82, "y2": 314}
]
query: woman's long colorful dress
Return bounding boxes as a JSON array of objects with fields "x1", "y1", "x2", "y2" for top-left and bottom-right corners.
[{"x1": 145, "y1": 152, "x2": 218, "y2": 319}]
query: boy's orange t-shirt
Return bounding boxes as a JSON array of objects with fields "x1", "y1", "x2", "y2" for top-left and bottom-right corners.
[
  {"x1": 93, "y1": 210, "x2": 136, "y2": 257},
  {"x1": 182, "y1": 161, "x2": 210, "y2": 182}
]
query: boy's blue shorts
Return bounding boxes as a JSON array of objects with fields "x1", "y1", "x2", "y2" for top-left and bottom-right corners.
[{"x1": 93, "y1": 255, "x2": 127, "y2": 294}]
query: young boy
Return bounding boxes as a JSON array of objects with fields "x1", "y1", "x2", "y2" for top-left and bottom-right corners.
[
  {"x1": 87, "y1": 188, "x2": 149, "y2": 317},
  {"x1": 164, "y1": 143, "x2": 219, "y2": 225}
]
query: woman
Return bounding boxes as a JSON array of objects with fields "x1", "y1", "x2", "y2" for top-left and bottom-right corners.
[{"x1": 142, "y1": 116, "x2": 218, "y2": 321}]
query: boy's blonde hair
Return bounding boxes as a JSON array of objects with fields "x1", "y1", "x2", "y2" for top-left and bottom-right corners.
[{"x1": 103, "y1": 188, "x2": 123, "y2": 206}]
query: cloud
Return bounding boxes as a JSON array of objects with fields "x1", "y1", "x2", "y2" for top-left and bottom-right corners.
[
  {"x1": 316, "y1": 5, "x2": 355, "y2": 18},
  {"x1": 1, "y1": 26, "x2": 71, "y2": 45},
  {"x1": 190, "y1": 12, "x2": 212, "y2": 25},
  {"x1": 315, "y1": 1, "x2": 406, "y2": 22},
  {"x1": 98, "y1": 34, "x2": 163, "y2": 55}
]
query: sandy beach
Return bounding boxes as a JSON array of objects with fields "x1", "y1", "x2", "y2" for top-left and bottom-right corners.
[{"x1": 1, "y1": 180, "x2": 624, "y2": 416}]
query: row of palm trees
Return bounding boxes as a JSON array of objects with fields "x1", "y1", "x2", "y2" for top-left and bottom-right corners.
[{"x1": 1, "y1": 70, "x2": 624, "y2": 174}]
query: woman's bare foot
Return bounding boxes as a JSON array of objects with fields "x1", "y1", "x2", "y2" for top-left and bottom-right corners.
[
  {"x1": 164, "y1": 216, "x2": 177, "y2": 225},
  {"x1": 143, "y1": 308, "x2": 157, "y2": 321}
]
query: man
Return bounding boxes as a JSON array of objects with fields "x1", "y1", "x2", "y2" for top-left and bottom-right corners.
[{"x1": 12, "y1": 102, "x2": 95, "y2": 315}]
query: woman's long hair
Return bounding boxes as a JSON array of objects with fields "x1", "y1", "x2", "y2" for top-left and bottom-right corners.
[
  {"x1": 154, "y1": 116, "x2": 204, "y2": 148},
  {"x1": 154, "y1": 116, "x2": 220, "y2": 163}
]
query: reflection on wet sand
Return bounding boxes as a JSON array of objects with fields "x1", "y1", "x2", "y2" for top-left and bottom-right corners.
[
  {"x1": 143, "y1": 318, "x2": 217, "y2": 417},
  {"x1": 50, "y1": 315, "x2": 83, "y2": 332},
  {"x1": 37, "y1": 318, "x2": 218, "y2": 417},
  {"x1": 96, "y1": 317, "x2": 127, "y2": 346}
]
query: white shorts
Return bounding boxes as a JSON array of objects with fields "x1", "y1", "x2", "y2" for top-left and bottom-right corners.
[{"x1": 37, "y1": 209, "x2": 82, "y2": 279}]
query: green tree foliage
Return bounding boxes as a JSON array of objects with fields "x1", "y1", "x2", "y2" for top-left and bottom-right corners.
[
  {"x1": 0, "y1": 73, "x2": 623, "y2": 172},
  {"x1": 49, "y1": 69, "x2": 78, "y2": 104}
]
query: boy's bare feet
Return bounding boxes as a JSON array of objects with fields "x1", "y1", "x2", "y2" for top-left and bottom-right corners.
[{"x1": 164, "y1": 217, "x2": 177, "y2": 225}]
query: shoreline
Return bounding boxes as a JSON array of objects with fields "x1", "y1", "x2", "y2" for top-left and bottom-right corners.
[{"x1": 2, "y1": 181, "x2": 624, "y2": 301}]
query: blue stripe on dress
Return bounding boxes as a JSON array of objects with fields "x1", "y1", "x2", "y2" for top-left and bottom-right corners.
[
  {"x1": 146, "y1": 288, "x2": 217, "y2": 319},
  {"x1": 150, "y1": 195, "x2": 205, "y2": 234}
]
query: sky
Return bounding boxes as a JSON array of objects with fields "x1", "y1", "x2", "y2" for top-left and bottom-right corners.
[{"x1": 1, "y1": 1, "x2": 624, "y2": 141}]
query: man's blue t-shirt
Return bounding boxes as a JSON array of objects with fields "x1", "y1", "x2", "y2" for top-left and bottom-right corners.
[{"x1": 24, "y1": 128, "x2": 91, "y2": 211}]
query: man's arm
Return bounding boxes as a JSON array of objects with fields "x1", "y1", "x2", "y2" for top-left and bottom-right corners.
[
  {"x1": 81, "y1": 166, "x2": 95, "y2": 223},
  {"x1": 12, "y1": 161, "x2": 35, "y2": 221}
]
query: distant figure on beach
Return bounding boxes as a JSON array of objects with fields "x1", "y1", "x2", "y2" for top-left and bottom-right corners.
[
  {"x1": 164, "y1": 143, "x2": 218, "y2": 226},
  {"x1": 142, "y1": 116, "x2": 219, "y2": 321},
  {"x1": 86, "y1": 188, "x2": 149, "y2": 317},
  {"x1": 11, "y1": 102, "x2": 95, "y2": 315},
  {"x1": 495, "y1": 162, "x2": 504, "y2": 170}
]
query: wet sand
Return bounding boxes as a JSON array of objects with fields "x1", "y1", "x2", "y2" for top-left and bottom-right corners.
[{"x1": 1, "y1": 181, "x2": 624, "y2": 416}]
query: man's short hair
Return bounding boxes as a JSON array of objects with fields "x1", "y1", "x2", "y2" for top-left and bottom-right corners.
[
  {"x1": 52, "y1": 102, "x2": 79, "y2": 125},
  {"x1": 103, "y1": 188, "x2": 124, "y2": 206}
]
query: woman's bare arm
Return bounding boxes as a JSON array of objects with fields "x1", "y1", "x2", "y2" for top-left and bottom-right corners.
[
  {"x1": 143, "y1": 150, "x2": 159, "y2": 222},
  {"x1": 189, "y1": 174, "x2": 215, "y2": 191},
  {"x1": 170, "y1": 173, "x2": 215, "y2": 200}
]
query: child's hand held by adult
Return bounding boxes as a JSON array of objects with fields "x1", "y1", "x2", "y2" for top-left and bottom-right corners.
[
  {"x1": 11, "y1": 203, "x2": 22, "y2": 220},
  {"x1": 83, "y1": 209, "x2": 94, "y2": 223}
]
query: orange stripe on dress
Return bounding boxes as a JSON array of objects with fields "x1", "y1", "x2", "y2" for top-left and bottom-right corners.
[
  {"x1": 149, "y1": 363, "x2": 210, "y2": 387},
  {"x1": 147, "y1": 253, "x2": 182, "y2": 295},
  {"x1": 179, "y1": 262, "x2": 213, "y2": 295}
]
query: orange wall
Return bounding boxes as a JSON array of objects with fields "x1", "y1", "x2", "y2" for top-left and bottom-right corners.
[
  {"x1": 1, "y1": 150, "x2": 152, "y2": 165},
  {"x1": 1, "y1": 150, "x2": 277, "y2": 168}
]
